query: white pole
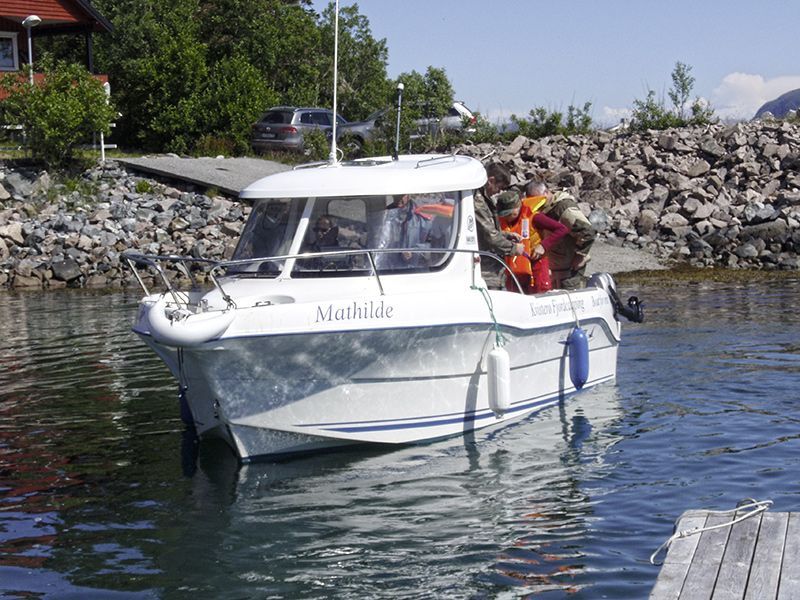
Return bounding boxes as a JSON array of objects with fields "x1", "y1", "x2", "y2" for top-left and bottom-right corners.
[
  {"x1": 328, "y1": 0, "x2": 340, "y2": 164},
  {"x1": 22, "y1": 15, "x2": 41, "y2": 86},
  {"x1": 26, "y1": 29, "x2": 34, "y2": 86}
]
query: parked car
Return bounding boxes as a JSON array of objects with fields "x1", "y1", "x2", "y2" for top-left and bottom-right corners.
[
  {"x1": 251, "y1": 107, "x2": 347, "y2": 154},
  {"x1": 337, "y1": 102, "x2": 477, "y2": 152},
  {"x1": 415, "y1": 101, "x2": 477, "y2": 137},
  {"x1": 336, "y1": 108, "x2": 389, "y2": 152}
]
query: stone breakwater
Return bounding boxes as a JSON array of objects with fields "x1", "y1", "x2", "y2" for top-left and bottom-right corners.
[
  {"x1": 1, "y1": 118, "x2": 800, "y2": 289},
  {"x1": 458, "y1": 119, "x2": 800, "y2": 270},
  {"x1": 0, "y1": 161, "x2": 250, "y2": 289}
]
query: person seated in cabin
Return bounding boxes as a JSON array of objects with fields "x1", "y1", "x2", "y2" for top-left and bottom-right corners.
[
  {"x1": 299, "y1": 214, "x2": 345, "y2": 270},
  {"x1": 375, "y1": 194, "x2": 433, "y2": 268},
  {"x1": 495, "y1": 190, "x2": 569, "y2": 294},
  {"x1": 309, "y1": 214, "x2": 339, "y2": 251}
]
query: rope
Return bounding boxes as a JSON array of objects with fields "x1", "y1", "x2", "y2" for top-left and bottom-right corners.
[
  {"x1": 562, "y1": 288, "x2": 581, "y2": 329},
  {"x1": 649, "y1": 499, "x2": 772, "y2": 565},
  {"x1": 472, "y1": 284, "x2": 506, "y2": 348}
]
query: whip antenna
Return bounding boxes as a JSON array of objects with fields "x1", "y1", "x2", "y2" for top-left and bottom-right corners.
[
  {"x1": 328, "y1": 0, "x2": 340, "y2": 163},
  {"x1": 393, "y1": 82, "x2": 404, "y2": 160}
]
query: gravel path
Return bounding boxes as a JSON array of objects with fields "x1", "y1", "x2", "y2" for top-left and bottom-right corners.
[{"x1": 590, "y1": 241, "x2": 668, "y2": 274}]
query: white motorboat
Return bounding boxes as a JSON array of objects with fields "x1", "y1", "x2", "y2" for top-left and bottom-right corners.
[{"x1": 123, "y1": 153, "x2": 643, "y2": 462}]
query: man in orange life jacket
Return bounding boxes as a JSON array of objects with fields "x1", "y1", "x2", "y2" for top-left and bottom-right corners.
[{"x1": 495, "y1": 190, "x2": 569, "y2": 294}]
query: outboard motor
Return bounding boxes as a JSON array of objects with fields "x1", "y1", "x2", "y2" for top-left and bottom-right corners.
[{"x1": 588, "y1": 273, "x2": 644, "y2": 323}]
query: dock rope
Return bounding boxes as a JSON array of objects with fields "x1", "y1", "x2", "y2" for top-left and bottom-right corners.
[{"x1": 649, "y1": 498, "x2": 773, "y2": 565}]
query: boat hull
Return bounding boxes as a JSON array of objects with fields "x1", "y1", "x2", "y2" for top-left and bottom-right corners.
[{"x1": 137, "y1": 289, "x2": 619, "y2": 461}]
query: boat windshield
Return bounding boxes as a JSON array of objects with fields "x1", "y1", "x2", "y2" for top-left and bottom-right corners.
[{"x1": 229, "y1": 192, "x2": 461, "y2": 277}]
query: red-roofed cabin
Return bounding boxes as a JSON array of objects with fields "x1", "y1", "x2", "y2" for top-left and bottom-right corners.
[{"x1": 0, "y1": 0, "x2": 113, "y2": 96}]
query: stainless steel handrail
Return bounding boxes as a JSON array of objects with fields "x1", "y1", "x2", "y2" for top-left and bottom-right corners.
[{"x1": 121, "y1": 247, "x2": 525, "y2": 301}]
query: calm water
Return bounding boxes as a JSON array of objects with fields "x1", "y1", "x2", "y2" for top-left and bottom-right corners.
[{"x1": 2, "y1": 279, "x2": 800, "y2": 599}]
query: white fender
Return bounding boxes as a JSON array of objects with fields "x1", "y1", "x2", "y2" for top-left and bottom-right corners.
[
  {"x1": 147, "y1": 295, "x2": 235, "y2": 347},
  {"x1": 487, "y1": 346, "x2": 511, "y2": 414}
]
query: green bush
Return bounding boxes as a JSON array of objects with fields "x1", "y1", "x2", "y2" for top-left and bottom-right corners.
[
  {"x1": 0, "y1": 61, "x2": 117, "y2": 169},
  {"x1": 510, "y1": 102, "x2": 594, "y2": 139},
  {"x1": 629, "y1": 62, "x2": 716, "y2": 131},
  {"x1": 302, "y1": 128, "x2": 331, "y2": 161},
  {"x1": 194, "y1": 134, "x2": 237, "y2": 157}
]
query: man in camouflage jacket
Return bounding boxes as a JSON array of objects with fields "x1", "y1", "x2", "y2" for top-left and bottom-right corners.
[{"x1": 474, "y1": 163, "x2": 524, "y2": 289}]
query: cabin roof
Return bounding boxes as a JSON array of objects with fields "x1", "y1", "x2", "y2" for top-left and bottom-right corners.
[{"x1": 240, "y1": 155, "x2": 488, "y2": 200}]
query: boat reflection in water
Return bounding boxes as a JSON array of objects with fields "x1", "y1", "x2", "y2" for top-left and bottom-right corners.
[
  {"x1": 123, "y1": 153, "x2": 641, "y2": 462},
  {"x1": 178, "y1": 379, "x2": 625, "y2": 596}
]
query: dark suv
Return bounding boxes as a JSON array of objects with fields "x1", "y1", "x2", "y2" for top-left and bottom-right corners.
[{"x1": 251, "y1": 107, "x2": 347, "y2": 154}]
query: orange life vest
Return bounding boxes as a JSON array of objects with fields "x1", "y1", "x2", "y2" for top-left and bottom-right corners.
[{"x1": 499, "y1": 196, "x2": 553, "y2": 293}]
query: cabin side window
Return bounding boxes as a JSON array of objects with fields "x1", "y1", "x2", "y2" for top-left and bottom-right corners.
[{"x1": 230, "y1": 199, "x2": 300, "y2": 274}]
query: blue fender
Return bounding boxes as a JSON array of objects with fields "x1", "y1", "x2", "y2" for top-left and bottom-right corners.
[{"x1": 567, "y1": 327, "x2": 589, "y2": 390}]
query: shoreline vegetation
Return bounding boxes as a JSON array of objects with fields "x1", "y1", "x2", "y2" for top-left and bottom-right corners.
[{"x1": 1, "y1": 118, "x2": 800, "y2": 291}]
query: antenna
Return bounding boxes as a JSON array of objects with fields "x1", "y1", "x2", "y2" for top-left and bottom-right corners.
[
  {"x1": 328, "y1": 0, "x2": 340, "y2": 164},
  {"x1": 393, "y1": 82, "x2": 404, "y2": 160}
]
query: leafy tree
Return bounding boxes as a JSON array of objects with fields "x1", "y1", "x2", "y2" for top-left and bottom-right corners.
[
  {"x1": 669, "y1": 61, "x2": 694, "y2": 120},
  {"x1": 198, "y1": 0, "x2": 321, "y2": 107},
  {"x1": 193, "y1": 54, "x2": 278, "y2": 154},
  {"x1": 396, "y1": 66, "x2": 454, "y2": 122},
  {"x1": 93, "y1": 0, "x2": 209, "y2": 152},
  {"x1": 630, "y1": 62, "x2": 716, "y2": 131},
  {"x1": 317, "y1": 3, "x2": 390, "y2": 120},
  {"x1": 0, "y1": 61, "x2": 117, "y2": 168}
]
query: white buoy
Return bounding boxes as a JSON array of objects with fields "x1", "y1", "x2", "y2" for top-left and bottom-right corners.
[{"x1": 487, "y1": 346, "x2": 511, "y2": 414}]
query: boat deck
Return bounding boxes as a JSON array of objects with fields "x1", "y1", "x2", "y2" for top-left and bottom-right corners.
[{"x1": 650, "y1": 509, "x2": 800, "y2": 599}]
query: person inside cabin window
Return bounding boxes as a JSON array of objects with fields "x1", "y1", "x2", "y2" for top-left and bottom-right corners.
[
  {"x1": 375, "y1": 194, "x2": 433, "y2": 268},
  {"x1": 310, "y1": 214, "x2": 339, "y2": 251}
]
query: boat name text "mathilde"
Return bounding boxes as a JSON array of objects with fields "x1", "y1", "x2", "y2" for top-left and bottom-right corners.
[{"x1": 315, "y1": 300, "x2": 395, "y2": 323}]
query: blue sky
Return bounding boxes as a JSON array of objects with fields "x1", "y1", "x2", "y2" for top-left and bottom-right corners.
[{"x1": 312, "y1": 0, "x2": 800, "y2": 125}]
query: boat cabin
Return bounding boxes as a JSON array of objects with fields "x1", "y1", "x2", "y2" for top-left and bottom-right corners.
[{"x1": 233, "y1": 155, "x2": 487, "y2": 280}]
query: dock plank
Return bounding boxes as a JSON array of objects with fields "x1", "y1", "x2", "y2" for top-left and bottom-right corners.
[
  {"x1": 712, "y1": 511, "x2": 762, "y2": 600},
  {"x1": 649, "y1": 512, "x2": 708, "y2": 600},
  {"x1": 742, "y1": 511, "x2": 787, "y2": 600},
  {"x1": 651, "y1": 509, "x2": 797, "y2": 600},
  {"x1": 679, "y1": 513, "x2": 734, "y2": 600},
  {"x1": 777, "y1": 512, "x2": 800, "y2": 600}
]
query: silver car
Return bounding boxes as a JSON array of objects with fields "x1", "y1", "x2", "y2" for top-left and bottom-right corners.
[
  {"x1": 337, "y1": 102, "x2": 477, "y2": 152},
  {"x1": 251, "y1": 107, "x2": 347, "y2": 154}
]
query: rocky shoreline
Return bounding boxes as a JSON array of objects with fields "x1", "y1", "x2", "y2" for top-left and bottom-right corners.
[
  {"x1": 457, "y1": 118, "x2": 800, "y2": 272},
  {"x1": 1, "y1": 117, "x2": 799, "y2": 289}
]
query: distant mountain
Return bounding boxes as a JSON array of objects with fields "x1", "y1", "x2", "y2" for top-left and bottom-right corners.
[{"x1": 754, "y1": 88, "x2": 800, "y2": 118}]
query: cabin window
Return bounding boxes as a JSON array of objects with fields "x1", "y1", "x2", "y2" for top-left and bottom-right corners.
[
  {"x1": 0, "y1": 33, "x2": 19, "y2": 71},
  {"x1": 229, "y1": 193, "x2": 461, "y2": 278},
  {"x1": 295, "y1": 193, "x2": 460, "y2": 276},
  {"x1": 229, "y1": 199, "x2": 300, "y2": 274}
]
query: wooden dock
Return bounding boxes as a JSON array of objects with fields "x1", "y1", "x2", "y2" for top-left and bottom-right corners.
[{"x1": 650, "y1": 509, "x2": 800, "y2": 599}]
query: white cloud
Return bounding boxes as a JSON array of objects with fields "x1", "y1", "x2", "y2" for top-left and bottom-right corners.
[
  {"x1": 480, "y1": 107, "x2": 525, "y2": 124},
  {"x1": 711, "y1": 73, "x2": 800, "y2": 120}
]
